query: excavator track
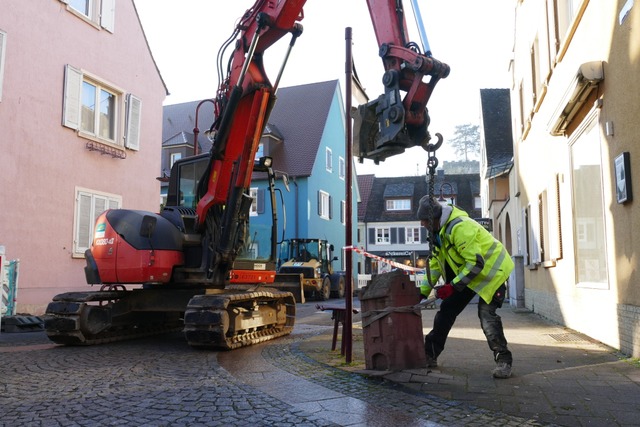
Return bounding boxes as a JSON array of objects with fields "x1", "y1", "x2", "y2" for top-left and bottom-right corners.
[
  {"x1": 44, "y1": 290, "x2": 189, "y2": 346},
  {"x1": 184, "y1": 287, "x2": 296, "y2": 349},
  {"x1": 44, "y1": 287, "x2": 296, "y2": 349}
]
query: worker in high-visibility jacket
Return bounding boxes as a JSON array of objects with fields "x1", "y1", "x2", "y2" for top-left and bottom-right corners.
[{"x1": 417, "y1": 195, "x2": 514, "y2": 379}]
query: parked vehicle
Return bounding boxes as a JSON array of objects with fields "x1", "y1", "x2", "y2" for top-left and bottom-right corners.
[{"x1": 277, "y1": 239, "x2": 346, "y2": 301}]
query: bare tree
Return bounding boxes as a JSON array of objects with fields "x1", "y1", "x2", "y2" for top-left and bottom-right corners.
[{"x1": 449, "y1": 124, "x2": 480, "y2": 161}]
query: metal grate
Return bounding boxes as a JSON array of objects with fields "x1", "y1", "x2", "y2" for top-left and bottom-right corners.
[{"x1": 548, "y1": 333, "x2": 589, "y2": 343}]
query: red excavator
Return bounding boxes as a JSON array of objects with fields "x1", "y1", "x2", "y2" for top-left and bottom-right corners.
[{"x1": 44, "y1": 0, "x2": 449, "y2": 349}]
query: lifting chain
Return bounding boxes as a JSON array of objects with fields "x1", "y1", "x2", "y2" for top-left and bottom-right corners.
[{"x1": 423, "y1": 133, "x2": 443, "y2": 288}]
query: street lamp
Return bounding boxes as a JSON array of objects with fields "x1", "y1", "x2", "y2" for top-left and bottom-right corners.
[
  {"x1": 193, "y1": 99, "x2": 216, "y2": 156},
  {"x1": 438, "y1": 182, "x2": 454, "y2": 204}
]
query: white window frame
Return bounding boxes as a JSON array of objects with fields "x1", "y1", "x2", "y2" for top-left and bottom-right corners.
[
  {"x1": 405, "y1": 227, "x2": 421, "y2": 244},
  {"x1": 375, "y1": 227, "x2": 390, "y2": 245},
  {"x1": 61, "y1": 0, "x2": 115, "y2": 33},
  {"x1": 80, "y1": 76, "x2": 119, "y2": 144},
  {"x1": 569, "y1": 111, "x2": 609, "y2": 289},
  {"x1": 474, "y1": 196, "x2": 482, "y2": 210},
  {"x1": 63, "y1": 65, "x2": 141, "y2": 151},
  {"x1": 319, "y1": 190, "x2": 330, "y2": 219},
  {"x1": 170, "y1": 152, "x2": 182, "y2": 168},
  {"x1": 385, "y1": 198, "x2": 411, "y2": 211},
  {"x1": 73, "y1": 187, "x2": 121, "y2": 257},
  {"x1": 249, "y1": 187, "x2": 258, "y2": 216},
  {"x1": 340, "y1": 200, "x2": 346, "y2": 224},
  {"x1": 0, "y1": 30, "x2": 6, "y2": 102},
  {"x1": 325, "y1": 147, "x2": 333, "y2": 172},
  {"x1": 339, "y1": 156, "x2": 345, "y2": 180}
]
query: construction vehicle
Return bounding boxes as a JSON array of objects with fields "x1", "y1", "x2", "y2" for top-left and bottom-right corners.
[
  {"x1": 44, "y1": 0, "x2": 449, "y2": 349},
  {"x1": 277, "y1": 239, "x2": 346, "y2": 301}
]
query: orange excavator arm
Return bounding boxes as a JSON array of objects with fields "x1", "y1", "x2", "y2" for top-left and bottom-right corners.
[
  {"x1": 355, "y1": 0, "x2": 450, "y2": 163},
  {"x1": 195, "y1": 0, "x2": 449, "y2": 282}
]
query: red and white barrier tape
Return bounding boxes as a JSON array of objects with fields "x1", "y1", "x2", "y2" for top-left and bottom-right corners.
[{"x1": 344, "y1": 246, "x2": 425, "y2": 273}]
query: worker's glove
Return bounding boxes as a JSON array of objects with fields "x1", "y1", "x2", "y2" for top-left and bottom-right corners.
[{"x1": 435, "y1": 283, "x2": 455, "y2": 300}]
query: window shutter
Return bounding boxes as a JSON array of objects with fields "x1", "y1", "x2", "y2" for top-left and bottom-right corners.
[
  {"x1": 257, "y1": 189, "x2": 265, "y2": 214},
  {"x1": 0, "y1": 31, "x2": 6, "y2": 102},
  {"x1": 399, "y1": 230, "x2": 405, "y2": 244},
  {"x1": 125, "y1": 93, "x2": 142, "y2": 150},
  {"x1": 420, "y1": 228, "x2": 427, "y2": 243},
  {"x1": 108, "y1": 198, "x2": 120, "y2": 210},
  {"x1": 63, "y1": 64, "x2": 82, "y2": 130},
  {"x1": 520, "y1": 208, "x2": 529, "y2": 264},
  {"x1": 317, "y1": 191, "x2": 321, "y2": 216},
  {"x1": 548, "y1": 174, "x2": 563, "y2": 260},
  {"x1": 94, "y1": 196, "x2": 108, "y2": 223},
  {"x1": 368, "y1": 228, "x2": 375, "y2": 245},
  {"x1": 75, "y1": 192, "x2": 93, "y2": 254},
  {"x1": 390, "y1": 228, "x2": 397, "y2": 244},
  {"x1": 329, "y1": 195, "x2": 334, "y2": 219},
  {"x1": 529, "y1": 202, "x2": 541, "y2": 264},
  {"x1": 101, "y1": 0, "x2": 116, "y2": 33}
]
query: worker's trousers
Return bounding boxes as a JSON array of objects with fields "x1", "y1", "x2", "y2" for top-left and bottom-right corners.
[{"x1": 424, "y1": 284, "x2": 513, "y2": 365}]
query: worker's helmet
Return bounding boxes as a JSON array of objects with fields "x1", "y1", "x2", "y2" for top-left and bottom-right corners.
[{"x1": 416, "y1": 195, "x2": 442, "y2": 222}]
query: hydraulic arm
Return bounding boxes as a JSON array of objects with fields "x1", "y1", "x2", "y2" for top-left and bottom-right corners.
[{"x1": 354, "y1": 0, "x2": 450, "y2": 163}]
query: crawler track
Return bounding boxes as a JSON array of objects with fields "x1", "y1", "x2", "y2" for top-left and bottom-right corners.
[
  {"x1": 44, "y1": 287, "x2": 296, "y2": 349},
  {"x1": 44, "y1": 291, "x2": 184, "y2": 345},
  {"x1": 184, "y1": 287, "x2": 296, "y2": 349}
]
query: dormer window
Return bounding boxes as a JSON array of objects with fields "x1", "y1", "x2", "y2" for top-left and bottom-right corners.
[{"x1": 385, "y1": 198, "x2": 411, "y2": 211}]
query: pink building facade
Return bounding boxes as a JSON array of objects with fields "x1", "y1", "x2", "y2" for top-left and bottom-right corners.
[{"x1": 0, "y1": 1, "x2": 167, "y2": 314}]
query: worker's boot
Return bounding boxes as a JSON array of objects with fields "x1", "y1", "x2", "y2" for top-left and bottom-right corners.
[
  {"x1": 492, "y1": 362, "x2": 512, "y2": 379},
  {"x1": 425, "y1": 353, "x2": 438, "y2": 368}
]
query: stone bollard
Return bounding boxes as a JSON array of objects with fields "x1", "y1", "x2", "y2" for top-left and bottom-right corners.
[{"x1": 359, "y1": 270, "x2": 426, "y2": 371}]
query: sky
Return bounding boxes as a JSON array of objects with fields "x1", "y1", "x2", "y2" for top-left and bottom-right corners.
[{"x1": 134, "y1": 0, "x2": 515, "y2": 177}]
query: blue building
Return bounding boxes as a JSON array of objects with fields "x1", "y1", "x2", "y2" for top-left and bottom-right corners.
[{"x1": 161, "y1": 80, "x2": 358, "y2": 274}]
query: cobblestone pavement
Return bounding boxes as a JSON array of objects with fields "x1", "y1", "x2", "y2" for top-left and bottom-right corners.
[{"x1": 0, "y1": 302, "x2": 553, "y2": 427}]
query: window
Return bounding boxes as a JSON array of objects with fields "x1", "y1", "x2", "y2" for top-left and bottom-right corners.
[
  {"x1": 527, "y1": 201, "x2": 541, "y2": 266},
  {"x1": 405, "y1": 227, "x2": 421, "y2": 244},
  {"x1": 73, "y1": 187, "x2": 121, "y2": 257},
  {"x1": 170, "y1": 152, "x2": 182, "y2": 168},
  {"x1": 62, "y1": 0, "x2": 115, "y2": 33},
  {"x1": 531, "y1": 35, "x2": 542, "y2": 108},
  {"x1": 570, "y1": 115, "x2": 608, "y2": 288},
  {"x1": 340, "y1": 200, "x2": 346, "y2": 224},
  {"x1": 553, "y1": 0, "x2": 581, "y2": 52},
  {"x1": 63, "y1": 65, "x2": 141, "y2": 151},
  {"x1": 255, "y1": 143, "x2": 264, "y2": 160},
  {"x1": 318, "y1": 190, "x2": 331, "y2": 219},
  {"x1": 0, "y1": 30, "x2": 5, "y2": 102},
  {"x1": 249, "y1": 187, "x2": 265, "y2": 216},
  {"x1": 385, "y1": 198, "x2": 411, "y2": 211},
  {"x1": 474, "y1": 196, "x2": 482, "y2": 210},
  {"x1": 81, "y1": 79, "x2": 116, "y2": 142},
  {"x1": 339, "y1": 157, "x2": 345, "y2": 180},
  {"x1": 375, "y1": 227, "x2": 390, "y2": 244},
  {"x1": 540, "y1": 174, "x2": 563, "y2": 265},
  {"x1": 325, "y1": 147, "x2": 332, "y2": 172}
]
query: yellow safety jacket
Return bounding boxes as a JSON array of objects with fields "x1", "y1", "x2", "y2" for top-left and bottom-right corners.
[{"x1": 420, "y1": 205, "x2": 514, "y2": 304}]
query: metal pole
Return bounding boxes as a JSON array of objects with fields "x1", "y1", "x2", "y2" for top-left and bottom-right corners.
[
  {"x1": 344, "y1": 27, "x2": 354, "y2": 363},
  {"x1": 409, "y1": 0, "x2": 432, "y2": 56}
]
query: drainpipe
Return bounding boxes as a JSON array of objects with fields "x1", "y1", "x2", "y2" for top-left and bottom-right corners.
[{"x1": 292, "y1": 177, "x2": 299, "y2": 238}]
